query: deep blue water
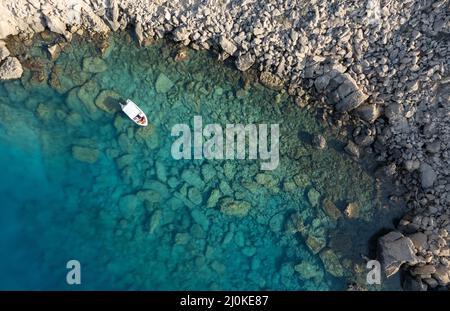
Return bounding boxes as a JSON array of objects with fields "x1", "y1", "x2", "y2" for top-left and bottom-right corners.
[{"x1": 0, "y1": 32, "x2": 401, "y2": 290}]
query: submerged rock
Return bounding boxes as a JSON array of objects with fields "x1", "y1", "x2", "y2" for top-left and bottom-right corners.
[
  {"x1": 319, "y1": 249, "x2": 344, "y2": 277},
  {"x1": 95, "y1": 90, "x2": 121, "y2": 113},
  {"x1": 295, "y1": 261, "x2": 323, "y2": 282},
  {"x1": 306, "y1": 234, "x2": 326, "y2": 254},
  {"x1": 181, "y1": 169, "x2": 205, "y2": 190},
  {"x1": 322, "y1": 199, "x2": 342, "y2": 221},
  {"x1": 207, "y1": 189, "x2": 221, "y2": 208},
  {"x1": 378, "y1": 231, "x2": 419, "y2": 277},
  {"x1": 307, "y1": 187, "x2": 321, "y2": 207},
  {"x1": 155, "y1": 73, "x2": 174, "y2": 93},
  {"x1": 255, "y1": 173, "x2": 279, "y2": 193},
  {"x1": 174, "y1": 46, "x2": 189, "y2": 62},
  {"x1": 66, "y1": 112, "x2": 83, "y2": 127},
  {"x1": 72, "y1": 146, "x2": 100, "y2": 163},
  {"x1": 259, "y1": 71, "x2": 283, "y2": 90},
  {"x1": 148, "y1": 209, "x2": 162, "y2": 234},
  {"x1": 220, "y1": 197, "x2": 251, "y2": 217},
  {"x1": 78, "y1": 80, "x2": 100, "y2": 112},
  {"x1": 137, "y1": 190, "x2": 161, "y2": 203},
  {"x1": 83, "y1": 57, "x2": 108, "y2": 73},
  {"x1": 0, "y1": 57, "x2": 23, "y2": 80},
  {"x1": 285, "y1": 213, "x2": 305, "y2": 234},
  {"x1": 188, "y1": 187, "x2": 203, "y2": 205},
  {"x1": 293, "y1": 173, "x2": 309, "y2": 188}
]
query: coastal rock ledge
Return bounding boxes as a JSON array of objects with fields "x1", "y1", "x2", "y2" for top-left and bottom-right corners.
[{"x1": 0, "y1": 57, "x2": 23, "y2": 80}]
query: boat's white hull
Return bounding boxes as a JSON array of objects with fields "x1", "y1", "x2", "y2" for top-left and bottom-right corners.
[{"x1": 121, "y1": 99, "x2": 148, "y2": 127}]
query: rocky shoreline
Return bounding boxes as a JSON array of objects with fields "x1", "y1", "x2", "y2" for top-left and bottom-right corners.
[{"x1": 0, "y1": 0, "x2": 449, "y2": 290}]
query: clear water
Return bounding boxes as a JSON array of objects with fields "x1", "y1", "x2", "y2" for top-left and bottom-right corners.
[{"x1": 0, "y1": 32, "x2": 401, "y2": 290}]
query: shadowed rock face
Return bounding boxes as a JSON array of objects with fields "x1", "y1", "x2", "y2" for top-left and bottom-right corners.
[
  {"x1": 307, "y1": 58, "x2": 369, "y2": 113},
  {"x1": 378, "y1": 231, "x2": 419, "y2": 278}
]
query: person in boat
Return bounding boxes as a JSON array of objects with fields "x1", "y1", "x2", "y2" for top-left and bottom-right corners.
[{"x1": 134, "y1": 114, "x2": 146, "y2": 124}]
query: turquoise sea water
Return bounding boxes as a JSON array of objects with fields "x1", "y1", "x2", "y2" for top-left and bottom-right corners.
[{"x1": 0, "y1": 32, "x2": 402, "y2": 290}]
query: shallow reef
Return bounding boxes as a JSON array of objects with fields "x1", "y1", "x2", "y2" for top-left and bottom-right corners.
[{"x1": 0, "y1": 32, "x2": 403, "y2": 290}]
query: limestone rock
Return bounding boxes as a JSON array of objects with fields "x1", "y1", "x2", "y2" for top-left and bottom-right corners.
[
  {"x1": 43, "y1": 13, "x2": 68, "y2": 38},
  {"x1": 47, "y1": 44, "x2": 61, "y2": 61},
  {"x1": 0, "y1": 21, "x2": 18, "y2": 39},
  {"x1": 312, "y1": 134, "x2": 327, "y2": 149},
  {"x1": 378, "y1": 231, "x2": 419, "y2": 277},
  {"x1": 344, "y1": 202, "x2": 360, "y2": 219},
  {"x1": 219, "y1": 36, "x2": 237, "y2": 55},
  {"x1": 420, "y1": 162, "x2": 437, "y2": 189},
  {"x1": 0, "y1": 57, "x2": 23, "y2": 80},
  {"x1": 172, "y1": 26, "x2": 190, "y2": 41},
  {"x1": 235, "y1": 53, "x2": 255, "y2": 71}
]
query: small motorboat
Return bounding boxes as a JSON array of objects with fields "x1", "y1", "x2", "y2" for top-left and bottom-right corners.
[{"x1": 120, "y1": 99, "x2": 148, "y2": 127}]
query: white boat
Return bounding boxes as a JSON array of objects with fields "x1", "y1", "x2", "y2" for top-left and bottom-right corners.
[{"x1": 120, "y1": 99, "x2": 148, "y2": 127}]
